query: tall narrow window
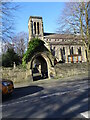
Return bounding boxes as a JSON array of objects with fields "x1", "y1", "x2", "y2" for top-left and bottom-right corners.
[
  {"x1": 37, "y1": 22, "x2": 39, "y2": 35},
  {"x1": 85, "y1": 50, "x2": 87, "y2": 58},
  {"x1": 78, "y1": 47, "x2": 81, "y2": 55},
  {"x1": 50, "y1": 45, "x2": 52, "y2": 51},
  {"x1": 60, "y1": 48, "x2": 63, "y2": 61},
  {"x1": 31, "y1": 21, "x2": 33, "y2": 34},
  {"x1": 70, "y1": 47, "x2": 73, "y2": 55},
  {"x1": 63, "y1": 47, "x2": 65, "y2": 55},
  {"x1": 34, "y1": 22, "x2": 36, "y2": 34},
  {"x1": 52, "y1": 47, "x2": 55, "y2": 56},
  {"x1": 72, "y1": 47, "x2": 73, "y2": 54}
]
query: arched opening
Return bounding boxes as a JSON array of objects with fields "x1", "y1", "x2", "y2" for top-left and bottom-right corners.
[
  {"x1": 60, "y1": 48, "x2": 65, "y2": 63},
  {"x1": 34, "y1": 22, "x2": 36, "y2": 34},
  {"x1": 37, "y1": 22, "x2": 39, "y2": 35},
  {"x1": 70, "y1": 47, "x2": 74, "y2": 55},
  {"x1": 31, "y1": 55, "x2": 48, "y2": 81}
]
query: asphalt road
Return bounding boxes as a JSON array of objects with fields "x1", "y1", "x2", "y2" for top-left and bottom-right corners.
[{"x1": 1, "y1": 76, "x2": 89, "y2": 119}]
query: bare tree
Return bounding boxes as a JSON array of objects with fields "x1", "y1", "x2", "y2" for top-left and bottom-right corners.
[
  {"x1": 12, "y1": 32, "x2": 28, "y2": 57},
  {"x1": 0, "y1": 0, "x2": 19, "y2": 42},
  {"x1": 57, "y1": 2, "x2": 90, "y2": 62},
  {"x1": 0, "y1": 0, "x2": 20, "y2": 57}
]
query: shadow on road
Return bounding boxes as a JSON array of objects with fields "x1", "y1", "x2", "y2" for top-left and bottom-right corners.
[
  {"x1": 3, "y1": 87, "x2": 89, "y2": 119},
  {"x1": 2, "y1": 85, "x2": 44, "y2": 102},
  {"x1": 43, "y1": 88, "x2": 89, "y2": 119}
]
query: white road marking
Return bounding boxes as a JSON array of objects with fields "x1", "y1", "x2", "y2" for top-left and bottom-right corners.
[
  {"x1": 1, "y1": 99, "x2": 28, "y2": 107},
  {"x1": 81, "y1": 111, "x2": 89, "y2": 118},
  {"x1": 40, "y1": 87, "x2": 89, "y2": 99},
  {"x1": 18, "y1": 86, "x2": 87, "y2": 100},
  {"x1": 40, "y1": 91, "x2": 69, "y2": 99},
  {"x1": 1, "y1": 86, "x2": 88, "y2": 107}
]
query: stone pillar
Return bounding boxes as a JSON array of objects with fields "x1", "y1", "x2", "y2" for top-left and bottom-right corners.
[
  {"x1": 38, "y1": 64, "x2": 41, "y2": 73},
  {"x1": 39, "y1": 22, "x2": 41, "y2": 35},
  {"x1": 48, "y1": 65, "x2": 56, "y2": 79},
  {"x1": 59, "y1": 49, "x2": 62, "y2": 61},
  {"x1": 28, "y1": 21, "x2": 30, "y2": 41},
  {"x1": 36, "y1": 22, "x2": 38, "y2": 35},
  {"x1": 65, "y1": 46, "x2": 68, "y2": 63},
  {"x1": 33, "y1": 22, "x2": 35, "y2": 35},
  {"x1": 41, "y1": 19, "x2": 44, "y2": 40},
  {"x1": 67, "y1": 46, "x2": 70, "y2": 63},
  {"x1": 59, "y1": 47, "x2": 62, "y2": 61},
  {"x1": 28, "y1": 20, "x2": 32, "y2": 41},
  {"x1": 81, "y1": 46, "x2": 87, "y2": 62},
  {"x1": 73, "y1": 46, "x2": 78, "y2": 55},
  {"x1": 48, "y1": 65, "x2": 51, "y2": 79},
  {"x1": 57, "y1": 46, "x2": 60, "y2": 61},
  {"x1": 76, "y1": 46, "x2": 78, "y2": 54}
]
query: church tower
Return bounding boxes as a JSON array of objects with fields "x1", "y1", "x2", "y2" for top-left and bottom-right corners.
[{"x1": 28, "y1": 16, "x2": 44, "y2": 41}]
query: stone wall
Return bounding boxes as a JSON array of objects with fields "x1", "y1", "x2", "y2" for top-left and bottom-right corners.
[
  {"x1": 1, "y1": 62, "x2": 89, "y2": 84},
  {"x1": 54, "y1": 62, "x2": 89, "y2": 78},
  {"x1": 1, "y1": 67, "x2": 33, "y2": 83}
]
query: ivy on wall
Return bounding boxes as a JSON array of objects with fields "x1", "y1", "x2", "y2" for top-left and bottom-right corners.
[{"x1": 22, "y1": 38, "x2": 45, "y2": 67}]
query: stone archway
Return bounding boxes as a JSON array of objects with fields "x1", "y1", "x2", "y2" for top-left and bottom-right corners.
[
  {"x1": 31, "y1": 55, "x2": 48, "y2": 80},
  {"x1": 26, "y1": 52, "x2": 56, "y2": 80}
]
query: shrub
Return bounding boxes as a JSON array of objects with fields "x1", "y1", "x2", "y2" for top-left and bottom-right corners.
[{"x1": 2, "y1": 48, "x2": 21, "y2": 67}]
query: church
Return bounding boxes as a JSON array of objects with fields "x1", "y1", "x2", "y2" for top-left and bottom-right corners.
[{"x1": 28, "y1": 16, "x2": 87, "y2": 64}]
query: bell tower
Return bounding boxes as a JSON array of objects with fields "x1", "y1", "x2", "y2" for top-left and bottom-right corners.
[{"x1": 28, "y1": 16, "x2": 44, "y2": 41}]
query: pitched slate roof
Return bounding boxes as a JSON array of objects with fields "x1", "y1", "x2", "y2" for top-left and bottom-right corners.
[
  {"x1": 44, "y1": 34, "x2": 82, "y2": 40},
  {"x1": 43, "y1": 33, "x2": 88, "y2": 45}
]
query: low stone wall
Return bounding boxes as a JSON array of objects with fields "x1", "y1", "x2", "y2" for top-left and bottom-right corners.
[
  {"x1": 54, "y1": 62, "x2": 89, "y2": 78},
  {"x1": 1, "y1": 62, "x2": 89, "y2": 84},
  {"x1": 1, "y1": 67, "x2": 33, "y2": 83}
]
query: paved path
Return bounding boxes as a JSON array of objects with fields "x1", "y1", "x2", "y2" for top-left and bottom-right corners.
[{"x1": 14, "y1": 74, "x2": 89, "y2": 88}]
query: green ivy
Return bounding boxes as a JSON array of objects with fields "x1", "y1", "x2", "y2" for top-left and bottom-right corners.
[{"x1": 22, "y1": 38, "x2": 45, "y2": 67}]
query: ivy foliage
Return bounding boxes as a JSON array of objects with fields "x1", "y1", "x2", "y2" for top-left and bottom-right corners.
[{"x1": 22, "y1": 38, "x2": 45, "y2": 66}]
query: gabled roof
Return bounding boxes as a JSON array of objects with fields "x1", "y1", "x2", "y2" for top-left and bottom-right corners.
[{"x1": 44, "y1": 34, "x2": 83, "y2": 40}]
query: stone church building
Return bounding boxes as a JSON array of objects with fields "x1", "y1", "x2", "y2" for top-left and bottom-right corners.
[
  {"x1": 27, "y1": 16, "x2": 88, "y2": 80},
  {"x1": 28, "y1": 16, "x2": 87, "y2": 64}
]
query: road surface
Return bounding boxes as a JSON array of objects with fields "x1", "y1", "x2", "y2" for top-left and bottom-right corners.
[{"x1": 1, "y1": 76, "x2": 89, "y2": 119}]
